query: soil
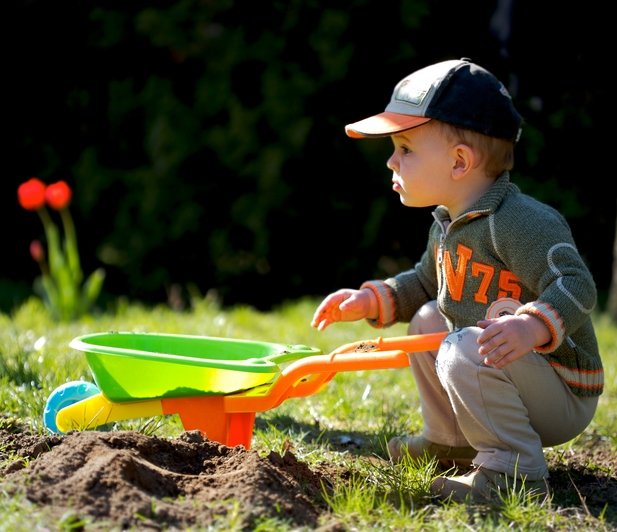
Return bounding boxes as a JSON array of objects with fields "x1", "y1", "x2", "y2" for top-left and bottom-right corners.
[{"x1": 0, "y1": 416, "x2": 615, "y2": 530}]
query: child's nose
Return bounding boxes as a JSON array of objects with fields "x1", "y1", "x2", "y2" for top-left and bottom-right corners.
[{"x1": 386, "y1": 153, "x2": 398, "y2": 172}]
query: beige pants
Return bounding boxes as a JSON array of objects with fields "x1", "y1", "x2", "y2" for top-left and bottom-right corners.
[{"x1": 409, "y1": 301, "x2": 598, "y2": 479}]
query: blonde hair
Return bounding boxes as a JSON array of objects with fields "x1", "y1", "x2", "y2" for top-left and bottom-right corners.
[{"x1": 429, "y1": 120, "x2": 515, "y2": 178}]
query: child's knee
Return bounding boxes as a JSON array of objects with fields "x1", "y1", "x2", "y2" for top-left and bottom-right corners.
[{"x1": 436, "y1": 327, "x2": 483, "y2": 379}]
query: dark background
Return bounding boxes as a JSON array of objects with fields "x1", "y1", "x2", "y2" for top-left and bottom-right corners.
[{"x1": 4, "y1": 1, "x2": 614, "y2": 313}]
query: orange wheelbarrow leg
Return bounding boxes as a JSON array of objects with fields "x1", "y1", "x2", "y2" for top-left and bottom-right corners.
[{"x1": 162, "y1": 396, "x2": 256, "y2": 449}]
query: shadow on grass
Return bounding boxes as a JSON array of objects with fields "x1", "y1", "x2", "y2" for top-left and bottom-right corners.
[
  {"x1": 255, "y1": 413, "x2": 390, "y2": 458},
  {"x1": 546, "y1": 437, "x2": 617, "y2": 526},
  {"x1": 258, "y1": 415, "x2": 617, "y2": 526}
]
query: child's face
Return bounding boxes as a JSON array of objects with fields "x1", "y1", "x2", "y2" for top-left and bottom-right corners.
[{"x1": 387, "y1": 123, "x2": 456, "y2": 209}]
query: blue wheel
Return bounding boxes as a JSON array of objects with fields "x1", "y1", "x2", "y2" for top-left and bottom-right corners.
[{"x1": 44, "y1": 380, "x2": 100, "y2": 434}]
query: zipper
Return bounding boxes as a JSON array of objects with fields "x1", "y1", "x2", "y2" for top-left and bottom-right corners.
[
  {"x1": 432, "y1": 208, "x2": 491, "y2": 317},
  {"x1": 432, "y1": 214, "x2": 448, "y2": 303}
]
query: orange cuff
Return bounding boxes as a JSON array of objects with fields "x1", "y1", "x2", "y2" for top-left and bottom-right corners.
[
  {"x1": 360, "y1": 281, "x2": 396, "y2": 328},
  {"x1": 515, "y1": 301, "x2": 564, "y2": 353}
]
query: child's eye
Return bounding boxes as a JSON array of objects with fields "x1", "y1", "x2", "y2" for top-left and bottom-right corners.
[{"x1": 400, "y1": 146, "x2": 411, "y2": 155}]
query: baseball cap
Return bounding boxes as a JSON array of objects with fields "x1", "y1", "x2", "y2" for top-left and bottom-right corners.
[{"x1": 345, "y1": 58, "x2": 522, "y2": 142}]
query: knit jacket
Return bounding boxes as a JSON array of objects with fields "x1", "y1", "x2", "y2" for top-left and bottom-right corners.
[{"x1": 362, "y1": 172, "x2": 603, "y2": 397}]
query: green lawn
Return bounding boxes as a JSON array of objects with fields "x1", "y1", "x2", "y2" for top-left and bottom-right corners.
[{"x1": 1, "y1": 296, "x2": 615, "y2": 530}]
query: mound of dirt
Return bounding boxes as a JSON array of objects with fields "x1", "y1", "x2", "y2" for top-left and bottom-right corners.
[{"x1": 0, "y1": 420, "x2": 337, "y2": 530}]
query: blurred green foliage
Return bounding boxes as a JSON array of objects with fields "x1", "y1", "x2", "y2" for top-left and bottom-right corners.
[{"x1": 6, "y1": 0, "x2": 614, "y2": 312}]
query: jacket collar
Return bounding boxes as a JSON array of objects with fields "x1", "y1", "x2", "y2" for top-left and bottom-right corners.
[{"x1": 434, "y1": 172, "x2": 517, "y2": 223}]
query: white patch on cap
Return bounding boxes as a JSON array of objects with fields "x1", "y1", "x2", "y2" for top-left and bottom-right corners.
[
  {"x1": 385, "y1": 59, "x2": 463, "y2": 116},
  {"x1": 393, "y1": 80, "x2": 428, "y2": 106}
]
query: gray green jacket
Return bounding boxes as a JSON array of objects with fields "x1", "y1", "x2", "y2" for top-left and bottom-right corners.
[{"x1": 362, "y1": 173, "x2": 603, "y2": 397}]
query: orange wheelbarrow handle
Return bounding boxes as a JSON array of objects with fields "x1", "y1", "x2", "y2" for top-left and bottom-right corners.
[{"x1": 225, "y1": 331, "x2": 448, "y2": 412}]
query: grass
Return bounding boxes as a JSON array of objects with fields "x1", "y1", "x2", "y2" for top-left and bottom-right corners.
[{"x1": 0, "y1": 294, "x2": 616, "y2": 530}]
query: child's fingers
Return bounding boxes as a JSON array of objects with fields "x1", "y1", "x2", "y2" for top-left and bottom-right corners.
[{"x1": 311, "y1": 302, "x2": 340, "y2": 329}]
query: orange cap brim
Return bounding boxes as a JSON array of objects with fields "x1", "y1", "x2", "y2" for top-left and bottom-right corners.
[{"x1": 345, "y1": 112, "x2": 432, "y2": 138}]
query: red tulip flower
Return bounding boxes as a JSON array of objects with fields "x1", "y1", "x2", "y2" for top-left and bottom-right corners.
[
  {"x1": 17, "y1": 177, "x2": 47, "y2": 211},
  {"x1": 45, "y1": 180, "x2": 73, "y2": 210},
  {"x1": 17, "y1": 176, "x2": 105, "y2": 321}
]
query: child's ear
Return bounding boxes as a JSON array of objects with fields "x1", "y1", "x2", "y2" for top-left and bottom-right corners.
[{"x1": 451, "y1": 144, "x2": 475, "y2": 180}]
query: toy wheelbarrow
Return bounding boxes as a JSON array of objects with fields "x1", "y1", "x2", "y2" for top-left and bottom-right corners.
[{"x1": 44, "y1": 330, "x2": 447, "y2": 449}]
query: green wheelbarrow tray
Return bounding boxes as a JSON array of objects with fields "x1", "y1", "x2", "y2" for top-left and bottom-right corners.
[
  {"x1": 69, "y1": 332, "x2": 322, "y2": 401},
  {"x1": 49, "y1": 331, "x2": 448, "y2": 447}
]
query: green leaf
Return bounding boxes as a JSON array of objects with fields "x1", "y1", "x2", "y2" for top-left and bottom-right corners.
[
  {"x1": 80, "y1": 268, "x2": 106, "y2": 312},
  {"x1": 60, "y1": 208, "x2": 83, "y2": 285}
]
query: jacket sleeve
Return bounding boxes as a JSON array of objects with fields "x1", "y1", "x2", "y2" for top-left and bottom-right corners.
[{"x1": 494, "y1": 197, "x2": 597, "y2": 353}]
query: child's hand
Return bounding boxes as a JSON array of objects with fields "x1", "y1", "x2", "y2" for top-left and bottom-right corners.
[
  {"x1": 477, "y1": 314, "x2": 551, "y2": 368},
  {"x1": 311, "y1": 288, "x2": 377, "y2": 331}
]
